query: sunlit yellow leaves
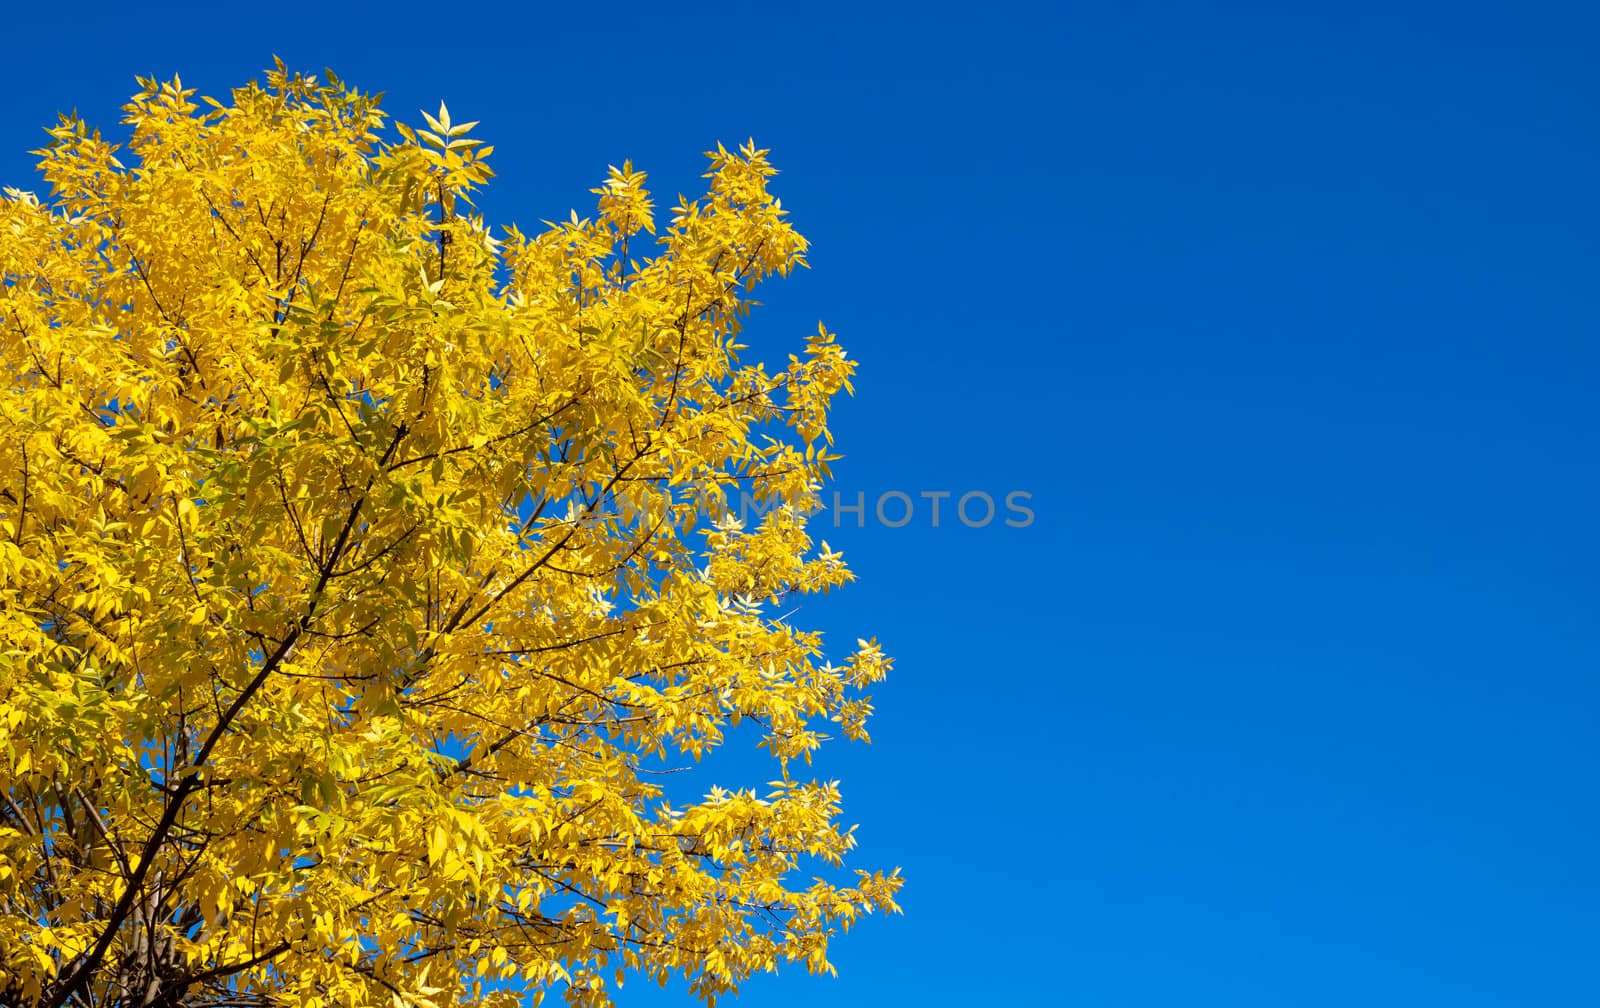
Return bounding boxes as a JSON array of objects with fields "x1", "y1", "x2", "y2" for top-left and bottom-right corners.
[{"x1": 0, "y1": 63, "x2": 898, "y2": 1008}]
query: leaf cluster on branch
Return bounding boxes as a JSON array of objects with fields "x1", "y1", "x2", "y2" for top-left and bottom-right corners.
[{"x1": 0, "y1": 61, "x2": 899, "y2": 1008}]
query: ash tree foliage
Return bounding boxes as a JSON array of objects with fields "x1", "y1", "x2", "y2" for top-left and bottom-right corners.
[{"x1": 0, "y1": 62, "x2": 900, "y2": 1008}]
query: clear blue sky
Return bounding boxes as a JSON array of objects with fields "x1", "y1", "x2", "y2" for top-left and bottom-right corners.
[{"x1": 4, "y1": 1, "x2": 1597, "y2": 1005}]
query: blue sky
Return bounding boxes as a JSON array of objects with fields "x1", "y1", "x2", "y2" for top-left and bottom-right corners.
[{"x1": 4, "y1": 1, "x2": 1597, "y2": 1004}]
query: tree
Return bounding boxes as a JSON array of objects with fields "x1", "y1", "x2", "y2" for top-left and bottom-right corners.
[{"x1": 0, "y1": 63, "x2": 899, "y2": 1008}]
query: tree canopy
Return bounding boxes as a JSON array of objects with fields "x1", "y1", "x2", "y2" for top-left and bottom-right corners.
[{"x1": 0, "y1": 63, "x2": 899, "y2": 1008}]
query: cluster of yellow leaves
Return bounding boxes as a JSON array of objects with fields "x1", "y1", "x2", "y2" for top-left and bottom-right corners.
[{"x1": 0, "y1": 62, "x2": 899, "y2": 1008}]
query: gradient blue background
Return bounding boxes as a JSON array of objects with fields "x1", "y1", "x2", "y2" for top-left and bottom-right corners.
[{"x1": 3, "y1": 2, "x2": 1597, "y2": 1004}]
